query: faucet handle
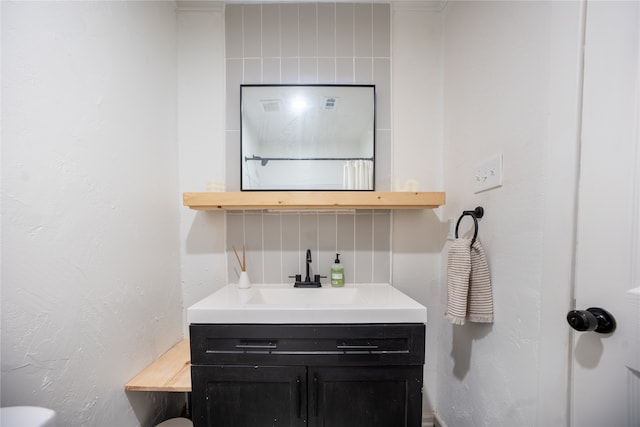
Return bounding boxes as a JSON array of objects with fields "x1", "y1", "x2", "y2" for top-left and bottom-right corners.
[{"x1": 288, "y1": 274, "x2": 302, "y2": 282}]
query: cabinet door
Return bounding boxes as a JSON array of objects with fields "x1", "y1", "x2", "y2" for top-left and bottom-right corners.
[
  {"x1": 191, "y1": 365, "x2": 307, "y2": 427},
  {"x1": 308, "y1": 366, "x2": 423, "y2": 427}
]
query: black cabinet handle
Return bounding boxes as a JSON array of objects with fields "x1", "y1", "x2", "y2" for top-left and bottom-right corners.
[
  {"x1": 336, "y1": 343, "x2": 379, "y2": 350},
  {"x1": 234, "y1": 342, "x2": 277, "y2": 349},
  {"x1": 296, "y1": 376, "x2": 301, "y2": 419},
  {"x1": 313, "y1": 376, "x2": 319, "y2": 417}
]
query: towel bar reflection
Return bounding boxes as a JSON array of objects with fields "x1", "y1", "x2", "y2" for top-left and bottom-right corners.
[{"x1": 455, "y1": 206, "x2": 485, "y2": 247}]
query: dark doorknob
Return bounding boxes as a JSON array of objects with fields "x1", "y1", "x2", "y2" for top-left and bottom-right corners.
[{"x1": 566, "y1": 307, "x2": 616, "y2": 333}]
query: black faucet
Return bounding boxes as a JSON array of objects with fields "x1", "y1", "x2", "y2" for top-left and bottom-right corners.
[
  {"x1": 291, "y1": 249, "x2": 324, "y2": 288},
  {"x1": 304, "y1": 249, "x2": 312, "y2": 283}
]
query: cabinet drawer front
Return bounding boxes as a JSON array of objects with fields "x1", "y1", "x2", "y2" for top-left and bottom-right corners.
[
  {"x1": 309, "y1": 366, "x2": 424, "y2": 427},
  {"x1": 191, "y1": 365, "x2": 307, "y2": 427},
  {"x1": 190, "y1": 324, "x2": 425, "y2": 366}
]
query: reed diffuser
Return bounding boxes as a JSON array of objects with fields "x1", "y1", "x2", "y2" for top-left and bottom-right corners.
[{"x1": 233, "y1": 244, "x2": 250, "y2": 288}]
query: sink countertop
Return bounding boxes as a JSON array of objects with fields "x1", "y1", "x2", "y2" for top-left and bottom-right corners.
[{"x1": 187, "y1": 283, "x2": 427, "y2": 324}]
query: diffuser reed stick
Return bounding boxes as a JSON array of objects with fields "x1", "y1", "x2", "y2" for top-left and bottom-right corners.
[{"x1": 233, "y1": 245, "x2": 246, "y2": 272}]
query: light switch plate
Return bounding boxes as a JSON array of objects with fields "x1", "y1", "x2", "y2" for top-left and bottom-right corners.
[{"x1": 474, "y1": 154, "x2": 503, "y2": 193}]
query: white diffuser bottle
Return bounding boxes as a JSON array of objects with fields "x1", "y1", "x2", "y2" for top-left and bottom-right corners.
[{"x1": 234, "y1": 244, "x2": 250, "y2": 289}]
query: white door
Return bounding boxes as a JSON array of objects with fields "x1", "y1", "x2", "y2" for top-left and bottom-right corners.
[{"x1": 570, "y1": 2, "x2": 640, "y2": 427}]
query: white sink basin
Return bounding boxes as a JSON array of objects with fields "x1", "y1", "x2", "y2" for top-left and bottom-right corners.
[
  {"x1": 247, "y1": 287, "x2": 359, "y2": 305},
  {"x1": 187, "y1": 283, "x2": 426, "y2": 324}
]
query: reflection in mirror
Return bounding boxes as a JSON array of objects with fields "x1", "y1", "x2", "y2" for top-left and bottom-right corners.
[{"x1": 241, "y1": 84, "x2": 375, "y2": 191}]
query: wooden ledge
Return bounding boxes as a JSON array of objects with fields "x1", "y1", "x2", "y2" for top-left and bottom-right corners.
[
  {"x1": 183, "y1": 191, "x2": 445, "y2": 210},
  {"x1": 125, "y1": 339, "x2": 191, "y2": 392}
]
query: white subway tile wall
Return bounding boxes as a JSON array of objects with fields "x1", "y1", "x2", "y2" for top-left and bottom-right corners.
[
  {"x1": 227, "y1": 210, "x2": 391, "y2": 284},
  {"x1": 225, "y1": 3, "x2": 392, "y2": 284}
]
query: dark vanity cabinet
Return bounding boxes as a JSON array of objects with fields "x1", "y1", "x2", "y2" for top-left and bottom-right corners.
[
  {"x1": 191, "y1": 365, "x2": 306, "y2": 426},
  {"x1": 190, "y1": 323, "x2": 425, "y2": 427}
]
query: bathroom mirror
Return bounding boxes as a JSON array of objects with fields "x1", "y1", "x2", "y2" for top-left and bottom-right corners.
[{"x1": 241, "y1": 84, "x2": 375, "y2": 191}]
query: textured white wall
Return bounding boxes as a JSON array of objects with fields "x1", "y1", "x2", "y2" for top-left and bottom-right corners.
[
  {"x1": 437, "y1": 2, "x2": 581, "y2": 425},
  {"x1": 177, "y1": 3, "x2": 228, "y2": 333},
  {"x1": 390, "y1": 2, "x2": 445, "y2": 416},
  {"x1": 1, "y1": 2, "x2": 184, "y2": 425}
]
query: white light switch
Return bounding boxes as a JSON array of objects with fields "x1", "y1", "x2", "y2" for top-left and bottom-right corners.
[{"x1": 474, "y1": 154, "x2": 503, "y2": 193}]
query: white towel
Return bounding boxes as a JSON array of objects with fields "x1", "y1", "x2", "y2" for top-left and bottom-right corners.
[{"x1": 445, "y1": 238, "x2": 493, "y2": 325}]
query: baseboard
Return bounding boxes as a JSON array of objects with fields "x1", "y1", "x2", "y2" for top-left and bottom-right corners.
[
  {"x1": 434, "y1": 411, "x2": 449, "y2": 427},
  {"x1": 422, "y1": 413, "x2": 434, "y2": 427}
]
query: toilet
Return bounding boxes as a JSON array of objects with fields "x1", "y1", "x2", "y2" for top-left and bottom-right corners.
[
  {"x1": 0, "y1": 406, "x2": 56, "y2": 427},
  {"x1": 155, "y1": 418, "x2": 192, "y2": 427}
]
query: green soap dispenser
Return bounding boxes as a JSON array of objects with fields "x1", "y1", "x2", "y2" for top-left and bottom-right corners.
[{"x1": 330, "y1": 253, "x2": 344, "y2": 287}]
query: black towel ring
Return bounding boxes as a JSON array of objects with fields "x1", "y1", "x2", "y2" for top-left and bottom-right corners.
[{"x1": 455, "y1": 206, "x2": 484, "y2": 247}]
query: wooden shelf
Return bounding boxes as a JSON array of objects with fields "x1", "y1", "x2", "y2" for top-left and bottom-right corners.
[
  {"x1": 183, "y1": 191, "x2": 445, "y2": 211},
  {"x1": 125, "y1": 339, "x2": 191, "y2": 392}
]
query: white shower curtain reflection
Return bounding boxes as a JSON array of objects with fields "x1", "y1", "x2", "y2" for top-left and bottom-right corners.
[{"x1": 343, "y1": 160, "x2": 373, "y2": 190}]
